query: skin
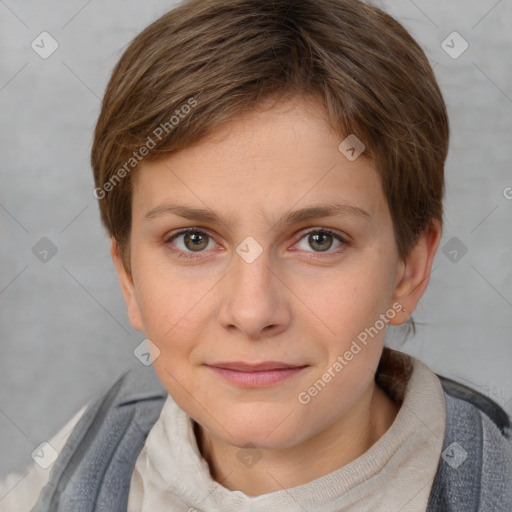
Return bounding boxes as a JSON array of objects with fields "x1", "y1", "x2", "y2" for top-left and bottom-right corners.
[{"x1": 112, "y1": 95, "x2": 441, "y2": 496}]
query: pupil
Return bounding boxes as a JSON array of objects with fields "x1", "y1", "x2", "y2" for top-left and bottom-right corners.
[
  {"x1": 185, "y1": 232, "x2": 208, "y2": 251},
  {"x1": 310, "y1": 232, "x2": 332, "y2": 251}
]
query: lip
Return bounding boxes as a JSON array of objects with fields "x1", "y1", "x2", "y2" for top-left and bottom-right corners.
[
  {"x1": 207, "y1": 361, "x2": 305, "y2": 371},
  {"x1": 205, "y1": 361, "x2": 309, "y2": 388}
]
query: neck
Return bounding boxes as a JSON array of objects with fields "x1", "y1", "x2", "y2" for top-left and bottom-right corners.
[{"x1": 194, "y1": 381, "x2": 400, "y2": 496}]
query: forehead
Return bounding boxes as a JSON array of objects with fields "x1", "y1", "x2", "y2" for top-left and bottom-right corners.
[{"x1": 132, "y1": 96, "x2": 387, "y2": 225}]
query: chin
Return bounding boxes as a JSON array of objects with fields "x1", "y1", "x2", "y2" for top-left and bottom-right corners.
[{"x1": 209, "y1": 409, "x2": 307, "y2": 450}]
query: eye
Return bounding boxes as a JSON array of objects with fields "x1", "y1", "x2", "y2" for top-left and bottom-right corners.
[
  {"x1": 295, "y1": 229, "x2": 346, "y2": 253},
  {"x1": 165, "y1": 228, "x2": 216, "y2": 256},
  {"x1": 164, "y1": 227, "x2": 348, "y2": 260}
]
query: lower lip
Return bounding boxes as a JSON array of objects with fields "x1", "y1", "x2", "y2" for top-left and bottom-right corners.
[{"x1": 207, "y1": 366, "x2": 308, "y2": 387}]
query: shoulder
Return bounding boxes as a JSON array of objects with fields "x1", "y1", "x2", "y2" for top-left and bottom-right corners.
[
  {"x1": 427, "y1": 374, "x2": 512, "y2": 511},
  {"x1": 23, "y1": 366, "x2": 167, "y2": 512},
  {"x1": 50, "y1": 364, "x2": 168, "y2": 464},
  {"x1": 437, "y1": 374, "x2": 510, "y2": 437},
  {"x1": 0, "y1": 404, "x2": 87, "y2": 512},
  {"x1": 0, "y1": 366, "x2": 166, "y2": 512},
  {"x1": 102, "y1": 363, "x2": 168, "y2": 407},
  {"x1": 478, "y1": 407, "x2": 512, "y2": 507}
]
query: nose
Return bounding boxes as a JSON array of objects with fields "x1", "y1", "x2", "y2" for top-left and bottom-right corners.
[{"x1": 218, "y1": 248, "x2": 292, "y2": 340}]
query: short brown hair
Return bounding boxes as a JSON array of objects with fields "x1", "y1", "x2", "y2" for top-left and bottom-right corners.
[{"x1": 91, "y1": 0, "x2": 449, "y2": 269}]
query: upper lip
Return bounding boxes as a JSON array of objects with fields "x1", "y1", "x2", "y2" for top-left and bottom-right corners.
[{"x1": 206, "y1": 361, "x2": 307, "y2": 372}]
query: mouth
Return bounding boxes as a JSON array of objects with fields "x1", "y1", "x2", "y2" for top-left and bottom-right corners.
[{"x1": 204, "y1": 361, "x2": 309, "y2": 387}]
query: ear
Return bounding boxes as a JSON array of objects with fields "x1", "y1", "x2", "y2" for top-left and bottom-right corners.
[
  {"x1": 388, "y1": 219, "x2": 442, "y2": 325},
  {"x1": 111, "y1": 238, "x2": 144, "y2": 332}
]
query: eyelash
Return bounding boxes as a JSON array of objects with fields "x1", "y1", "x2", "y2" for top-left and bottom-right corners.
[{"x1": 163, "y1": 227, "x2": 349, "y2": 260}]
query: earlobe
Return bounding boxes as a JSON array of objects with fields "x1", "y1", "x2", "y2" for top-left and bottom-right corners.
[
  {"x1": 388, "y1": 220, "x2": 442, "y2": 326},
  {"x1": 110, "y1": 238, "x2": 145, "y2": 332}
]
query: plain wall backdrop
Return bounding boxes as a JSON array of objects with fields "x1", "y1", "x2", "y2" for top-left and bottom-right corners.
[{"x1": 1, "y1": 0, "x2": 511, "y2": 481}]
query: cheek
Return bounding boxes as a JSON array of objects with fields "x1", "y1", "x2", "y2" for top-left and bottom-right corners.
[
  {"x1": 136, "y1": 269, "x2": 210, "y2": 400},
  {"x1": 295, "y1": 257, "x2": 396, "y2": 339},
  {"x1": 138, "y1": 282, "x2": 210, "y2": 351},
  {"x1": 289, "y1": 267, "x2": 393, "y2": 434},
  {"x1": 131, "y1": 247, "x2": 214, "y2": 338}
]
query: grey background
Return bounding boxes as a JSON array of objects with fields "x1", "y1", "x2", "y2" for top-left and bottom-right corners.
[{"x1": 1, "y1": 0, "x2": 511, "y2": 480}]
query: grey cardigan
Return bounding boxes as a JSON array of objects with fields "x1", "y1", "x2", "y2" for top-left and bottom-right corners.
[{"x1": 31, "y1": 365, "x2": 512, "y2": 512}]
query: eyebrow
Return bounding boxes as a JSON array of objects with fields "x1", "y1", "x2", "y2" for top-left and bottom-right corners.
[{"x1": 144, "y1": 201, "x2": 371, "y2": 227}]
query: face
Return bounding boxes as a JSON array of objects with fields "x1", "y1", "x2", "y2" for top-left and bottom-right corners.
[{"x1": 114, "y1": 96, "x2": 431, "y2": 451}]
